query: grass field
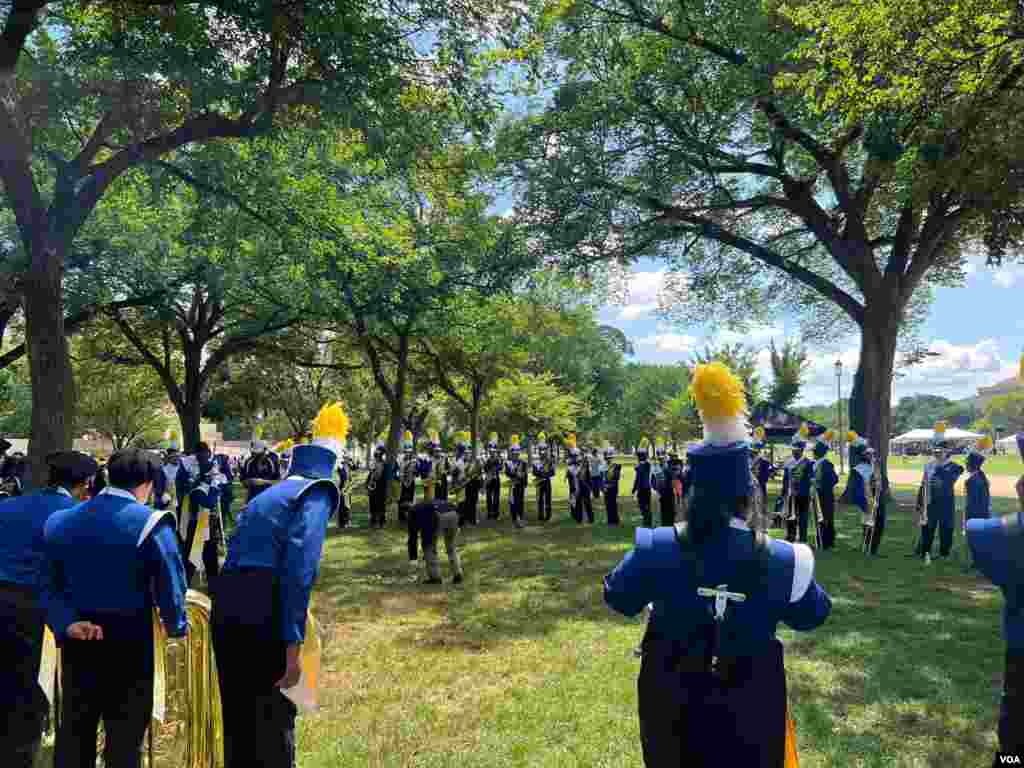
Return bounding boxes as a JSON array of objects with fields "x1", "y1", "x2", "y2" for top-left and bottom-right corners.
[
  {"x1": 890, "y1": 452, "x2": 1023, "y2": 476},
  {"x1": 281, "y1": 466, "x2": 1014, "y2": 768}
]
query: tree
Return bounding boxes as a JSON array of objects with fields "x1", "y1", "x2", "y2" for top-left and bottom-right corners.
[
  {"x1": 480, "y1": 371, "x2": 589, "y2": 440},
  {"x1": 605, "y1": 363, "x2": 691, "y2": 451},
  {"x1": 657, "y1": 392, "x2": 701, "y2": 446},
  {"x1": 984, "y1": 391, "x2": 1024, "y2": 433},
  {"x1": 690, "y1": 345, "x2": 763, "y2": 407},
  {"x1": 0, "y1": 0, "x2": 503, "y2": 483},
  {"x1": 768, "y1": 340, "x2": 808, "y2": 407},
  {"x1": 503, "y1": 0, "x2": 1022, "y2": 480},
  {"x1": 75, "y1": 355, "x2": 171, "y2": 450}
]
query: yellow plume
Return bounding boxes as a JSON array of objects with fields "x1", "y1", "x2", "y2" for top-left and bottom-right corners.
[
  {"x1": 655, "y1": 436, "x2": 666, "y2": 448},
  {"x1": 753, "y1": 426, "x2": 766, "y2": 442},
  {"x1": 823, "y1": 429, "x2": 835, "y2": 442},
  {"x1": 689, "y1": 362, "x2": 746, "y2": 422},
  {"x1": 1019, "y1": 352, "x2": 1024, "y2": 381},
  {"x1": 312, "y1": 402, "x2": 350, "y2": 442},
  {"x1": 430, "y1": 431, "x2": 440, "y2": 444},
  {"x1": 798, "y1": 422, "x2": 810, "y2": 438},
  {"x1": 977, "y1": 435, "x2": 993, "y2": 451},
  {"x1": 639, "y1": 437, "x2": 650, "y2": 449},
  {"x1": 488, "y1": 432, "x2": 498, "y2": 443},
  {"x1": 566, "y1": 433, "x2": 577, "y2": 450},
  {"x1": 254, "y1": 423, "x2": 264, "y2": 439},
  {"x1": 456, "y1": 430, "x2": 470, "y2": 444},
  {"x1": 847, "y1": 430, "x2": 859, "y2": 443},
  {"x1": 511, "y1": 434, "x2": 520, "y2": 445},
  {"x1": 538, "y1": 431, "x2": 547, "y2": 443},
  {"x1": 169, "y1": 429, "x2": 178, "y2": 441},
  {"x1": 934, "y1": 420, "x2": 947, "y2": 435}
]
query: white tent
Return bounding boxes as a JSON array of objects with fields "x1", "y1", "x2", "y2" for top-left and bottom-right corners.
[
  {"x1": 998, "y1": 435, "x2": 1018, "y2": 446},
  {"x1": 891, "y1": 427, "x2": 983, "y2": 444}
]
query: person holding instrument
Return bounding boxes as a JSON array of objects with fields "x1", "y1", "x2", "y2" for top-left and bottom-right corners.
[{"x1": 604, "y1": 362, "x2": 831, "y2": 768}]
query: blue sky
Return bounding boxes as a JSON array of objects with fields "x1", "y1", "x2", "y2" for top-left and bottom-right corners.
[{"x1": 598, "y1": 254, "x2": 1024, "y2": 406}]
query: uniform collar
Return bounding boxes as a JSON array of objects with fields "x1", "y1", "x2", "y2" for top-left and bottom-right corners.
[
  {"x1": 99, "y1": 486, "x2": 138, "y2": 502},
  {"x1": 53, "y1": 486, "x2": 73, "y2": 498},
  {"x1": 729, "y1": 518, "x2": 749, "y2": 530}
]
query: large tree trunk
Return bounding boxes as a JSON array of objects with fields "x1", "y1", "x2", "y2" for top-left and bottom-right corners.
[
  {"x1": 842, "y1": 305, "x2": 899, "y2": 498},
  {"x1": 24, "y1": 240, "x2": 74, "y2": 488},
  {"x1": 470, "y1": 390, "x2": 481, "y2": 458},
  {"x1": 384, "y1": 334, "x2": 410, "y2": 461}
]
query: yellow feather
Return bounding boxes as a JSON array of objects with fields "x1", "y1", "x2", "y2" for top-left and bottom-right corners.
[
  {"x1": 688, "y1": 362, "x2": 746, "y2": 422},
  {"x1": 754, "y1": 426, "x2": 766, "y2": 441},
  {"x1": 254, "y1": 424, "x2": 264, "y2": 439},
  {"x1": 639, "y1": 437, "x2": 650, "y2": 449},
  {"x1": 934, "y1": 420, "x2": 947, "y2": 435},
  {"x1": 846, "y1": 430, "x2": 858, "y2": 443},
  {"x1": 566, "y1": 433, "x2": 577, "y2": 449},
  {"x1": 403, "y1": 431, "x2": 413, "y2": 442},
  {"x1": 511, "y1": 434, "x2": 520, "y2": 444},
  {"x1": 538, "y1": 431, "x2": 547, "y2": 442},
  {"x1": 823, "y1": 429, "x2": 835, "y2": 442},
  {"x1": 798, "y1": 423, "x2": 810, "y2": 438},
  {"x1": 311, "y1": 402, "x2": 350, "y2": 442},
  {"x1": 489, "y1": 432, "x2": 498, "y2": 443},
  {"x1": 978, "y1": 435, "x2": 993, "y2": 451}
]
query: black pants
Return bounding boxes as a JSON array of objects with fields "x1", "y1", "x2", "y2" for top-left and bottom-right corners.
[
  {"x1": 638, "y1": 635, "x2": 787, "y2": 767},
  {"x1": 0, "y1": 585, "x2": 49, "y2": 762},
  {"x1": 510, "y1": 484, "x2": 525, "y2": 522},
  {"x1": 486, "y1": 479, "x2": 501, "y2": 519},
  {"x1": 572, "y1": 488, "x2": 594, "y2": 523},
  {"x1": 605, "y1": 490, "x2": 620, "y2": 525},
  {"x1": 536, "y1": 480, "x2": 552, "y2": 521},
  {"x1": 337, "y1": 491, "x2": 350, "y2": 527},
  {"x1": 55, "y1": 614, "x2": 153, "y2": 768},
  {"x1": 465, "y1": 482, "x2": 480, "y2": 524},
  {"x1": 995, "y1": 651, "x2": 1024, "y2": 767},
  {"x1": 183, "y1": 507, "x2": 221, "y2": 591},
  {"x1": 637, "y1": 488, "x2": 652, "y2": 527},
  {"x1": 921, "y1": 507, "x2": 954, "y2": 557},
  {"x1": 213, "y1": 571, "x2": 297, "y2": 768},
  {"x1": 659, "y1": 492, "x2": 676, "y2": 527},
  {"x1": 369, "y1": 487, "x2": 388, "y2": 527},
  {"x1": 399, "y1": 486, "x2": 414, "y2": 523},
  {"x1": 785, "y1": 496, "x2": 810, "y2": 543},
  {"x1": 819, "y1": 494, "x2": 836, "y2": 549}
]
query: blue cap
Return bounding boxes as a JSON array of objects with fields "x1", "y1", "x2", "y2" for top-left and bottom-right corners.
[
  {"x1": 290, "y1": 444, "x2": 337, "y2": 480},
  {"x1": 686, "y1": 441, "x2": 752, "y2": 501}
]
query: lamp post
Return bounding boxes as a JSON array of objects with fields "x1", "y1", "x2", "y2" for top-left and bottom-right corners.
[{"x1": 835, "y1": 360, "x2": 844, "y2": 475}]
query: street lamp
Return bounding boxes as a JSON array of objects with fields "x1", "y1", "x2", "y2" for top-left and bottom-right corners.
[{"x1": 835, "y1": 360, "x2": 844, "y2": 475}]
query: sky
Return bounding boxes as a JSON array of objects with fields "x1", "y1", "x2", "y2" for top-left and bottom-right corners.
[{"x1": 598, "y1": 254, "x2": 1024, "y2": 407}]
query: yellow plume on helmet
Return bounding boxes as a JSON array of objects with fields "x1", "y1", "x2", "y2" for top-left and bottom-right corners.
[
  {"x1": 753, "y1": 426, "x2": 766, "y2": 442},
  {"x1": 934, "y1": 420, "x2": 947, "y2": 436},
  {"x1": 455, "y1": 430, "x2": 470, "y2": 444},
  {"x1": 253, "y1": 423, "x2": 264, "y2": 439},
  {"x1": 977, "y1": 435, "x2": 993, "y2": 451},
  {"x1": 537, "y1": 431, "x2": 547, "y2": 444},
  {"x1": 847, "y1": 430, "x2": 859, "y2": 443},
  {"x1": 639, "y1": 437, "x2": 650, "y2": 449},
  {"x1": 566, "y1": 433, "x2": 577, "y2": 450},
  {"x1": 312, "y1": 402, "x2": 350, "y2": 442},
  {"x1": 689, "y1": 362, "x2": 746, "y2": 423},
  {"x1": 823, "y1": 428, "x2": 835, "y2": 442},
  {"x1": 798, "y1": 422, "x2": 810, "y2": 439},
  {"x1": 488, "y1": 432, "x2": 498, "y2": 444}
]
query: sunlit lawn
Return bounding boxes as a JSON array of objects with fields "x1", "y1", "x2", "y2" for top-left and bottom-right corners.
[
  {"x1": 292, "y1": 467, "x2": 1010, "y2": 768},
  {"x1": 890, "y1": 452, "x2": 1022, "y2": 476}
]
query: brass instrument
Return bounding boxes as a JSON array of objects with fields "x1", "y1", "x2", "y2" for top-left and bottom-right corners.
[
  {"x1": 364, "y1": 462, "x2": 382, "y2": 494},
  {"x1": 400, "y1": 454, "x2": 417, "y2": 491},
  {"x1": 810, "y1": 487, "x2": 824, "y2": 549},
  {"x1": 450, "y1": 458, "x2": 482, "y2": 502},
  {"x1": 862, "y1": 458, "x2": 882, "y2": 554}
]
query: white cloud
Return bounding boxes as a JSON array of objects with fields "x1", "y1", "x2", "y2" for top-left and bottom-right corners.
[
  {"x1": 620, "y1": 303, "x2": 658, "y2": 320},
  {"x1": 610, "y1": 268, "x2": 669, "y2": 321},
  {"x1": 993, "y1": 269, "x2": 1022, "y2": 288},
  {"x1": 718, "y1": 323, "x2": 786, "y2": 347},
  {"x1": 634, "y1": 333, "x2": 699, "y2": 355}
]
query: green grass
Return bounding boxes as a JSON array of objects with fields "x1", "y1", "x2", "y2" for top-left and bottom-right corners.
[
  {"x1": 890, "y1": 452, "x2": 1023, "y2": 476},
  {"x1": 288, "y1": 471, "x2": 1012, "y2": 768}
]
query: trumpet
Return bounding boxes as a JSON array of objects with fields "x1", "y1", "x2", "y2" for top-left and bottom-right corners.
[{"x1": 450, "y1": 459, "x2": 482, "y2": 501}]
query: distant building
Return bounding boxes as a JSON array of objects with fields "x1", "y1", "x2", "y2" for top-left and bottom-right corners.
[{"x1": 976, "y1": 375, "x2": 1024, "y2": 407}]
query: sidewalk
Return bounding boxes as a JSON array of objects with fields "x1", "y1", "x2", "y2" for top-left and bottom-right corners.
[{"x1": 887, "y1": 468, "x2": 1018, "y2": 497}]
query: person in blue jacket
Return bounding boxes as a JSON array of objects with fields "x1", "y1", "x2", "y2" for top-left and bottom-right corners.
[
  {"x1": 782, "y1": 437, "x2": 814, "y2": 544},
  {"x1": 812, "y1": 437, "x2": 840, "y2": 550},
  {"x1": 921, "y1": 439, "x2": 964, "y2": 560},
  {"x1": 42, "y1": 448, "x2": 188, "y2": 768},
  {"x1": 967, "y1": 474, "x2": 1024, "y2": 767},
  {"x1": 632, "y1": 438, "x2": 654, "y2": 527},
  {"x1": 0, "y1": 451, "x2": 98, "y2": 768},
  {"x1": 152, "y1": 447, "x2": 180, "y2": 512},
  {"x1": 965, "y1": 444, "x2": 991, "y2": 524},
  {"x1": 212, "y1": 403, "x2": 344, "y2": 768},
  {"x1": 605, "y1": 363, "x2": 831, "y2": 768},
  {"x1": 214, "y1": 450, "x2": 236, "y2": 527}
]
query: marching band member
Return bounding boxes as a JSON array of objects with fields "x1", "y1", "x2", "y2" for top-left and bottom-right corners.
[
  {"x1": 633, "y1": 438, "x2": 654, "y2": 527},
  {"x1": 604, "y1": 362, "x2": 831, "y2": 768},
  {"x1": 592, "y1": 447, "x2": 607, "y2": 500},
  {"x1": 848, "y1": 434, "x2": 886, "y2": 556},
  {"x1": 967, "y1": 470, "x2": 1024, "y2": 766},
  {"x1": 782, "y1": 431, "x2": 813, "y2": 544},
  {"x1": 177, "y1": 442, "x2": 227, "y2": 591},
  {"x1": 0, "y1": 451, "x2": 98, "y2": 768},
  {"x1": 398, "y1": 432, "x2": 416, "y2": 524},
  {"x1": 484, "y1": 433, "x2": 503, "y2": 520},
  {"x1": 965, "y1": 437, "x2": 993, "y2": 524},
  {"x1": 566, "y1": 434, "x2": 594, "y2": 524},
  {"x1": 452, "y1": 432, "x2": 481, "y2": 526},
  {"x1": 409, "y1": 498, "x2": 465, "y2": 586},
  {"x1": 428, "y1": 433, "x2": 450, "y2": 502},
  {"x1": 213, "y1": 404, "x2": 344, "y2": 768},
  {"x1": 532, "y1": 432, "x2": 556, "y2": 522},
  {"x1": 655, "y1": 437, "x2": 676, "y2": 527},
  {"x1": 505, "y1": 435, "x2": 529, "y2": 528},
  {"x1": 242, "y1": 439, "x2": 280, "y2": 503},
  {"x1": 919, "y1": 422, "x2": 963, "y2": 561},
  {"x1": 153, "y1": 445, "x2": 180, "y2": 512},
  {"x1": 42, "y1": 449, "x2": 188, "y2": 768},
  {"x1": 367, "y1": 441, "x2": 390, "y2": 529},
  {"x1": 336, "y1": 452, "x2": 352, "y2": 529},
  {"x1": 751, "y1": 429, "x2": 776, "y2": 510},
  {"x1": 812, "y1": 432, "x2": 839, "y2": 550},
  {"x1": 603, "y1": 445, "x2": 622, "y2": 526},
  {"x1": 214, "y1": 448, "x2": 236, "y2": 527}
]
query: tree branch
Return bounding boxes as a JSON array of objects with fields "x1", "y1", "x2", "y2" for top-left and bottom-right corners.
[{"x1": 0, "y1": 0, "x2": 47, "y2": 72}]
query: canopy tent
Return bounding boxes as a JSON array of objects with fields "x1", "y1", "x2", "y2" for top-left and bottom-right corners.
[
  {"x1": 998, "y1": 434, "x2": 1019, "y2": 446},
  {"x1": 749, "y1": 402, "x2": 829, "y2": 443},
  {"x1": 890, "y1": 427, "x2": 983, "y2": 444}
]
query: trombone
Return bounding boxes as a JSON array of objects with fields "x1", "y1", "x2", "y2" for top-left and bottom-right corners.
[
  {"x1": 810, "y1": 488, "x2": 825, "y2": 550},
  {"x1": 862, "y1": 458, "x2": 882, "y2": 554}
]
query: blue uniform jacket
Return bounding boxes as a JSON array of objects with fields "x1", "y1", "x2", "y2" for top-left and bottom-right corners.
[
  {"x1": 632, "y1": 460, "x2": 652, "y2": 493},
  {"x1": 965, "y1": 471, "x2": 991, "y2": 520},
  {"x1": 222, "y1": 477, "x2": 338, "y2": 644},
  {"x1": 605, "y1": 521, "x2": 831, "y2": 656},
  {"x1": 0, "y1": 488, "x2": 77, "y2": 590},
  {"x1": 967, "y1": 513, "x2": 1024, "y2": 650},
  {"x1": 929, "y1": 461, "x2": 964, "y2": 516},
  {"x1": 41, "y1": 489, "x2": 188, "y2": 641},
  {"x1": 814, "y1": 458, "x2": 839, "y2": 500},
  {"x1": 782, "y1": 458, "x2": 813, "y2": 499},
  {"x1": 849, "y1": 464, "x2": 872, "y2": 511}
]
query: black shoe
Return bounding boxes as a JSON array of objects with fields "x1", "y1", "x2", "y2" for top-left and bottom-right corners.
[
  {"x1": 424, "y1": 577, "x2": 443, "y2": 585},
  {"x1": 452, "y1": 574, "x2": 463, "y2": 585}
]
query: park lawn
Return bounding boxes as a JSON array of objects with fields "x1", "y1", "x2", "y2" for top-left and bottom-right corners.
[
  {"x1": 890, "y1": 453, "x2": 1023, "y2": 476},
  {"x1": 289, "y1": 472, "x2": 1011, "y2": 768}
]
